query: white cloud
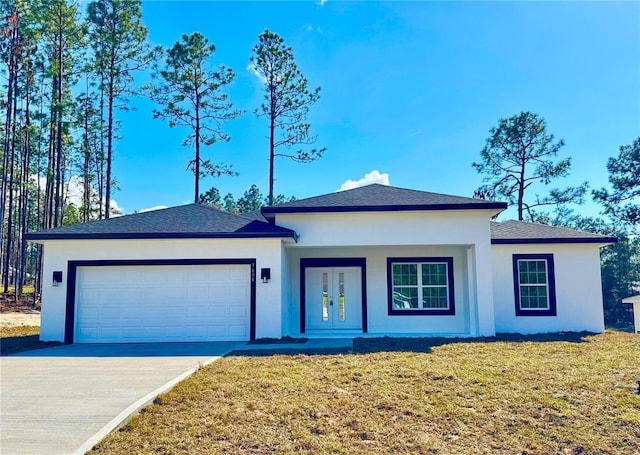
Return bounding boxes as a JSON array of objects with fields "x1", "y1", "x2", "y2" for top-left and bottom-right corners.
[
  {"x1": 109, "y1": 199, "x2": 124, "y2": 217},
  {"x1": 246, "y1": 63, "x2": 266, "y2": 84},
  {"x1": 138, "y1": 205, "x2": 168, "y2": 213},
  {"x1": 337, "y1": 170, "x2": 390, "y2": 192},
  {"x1": 30, "y1": 174, "x2": 124, "y2": 217},
  {"x1": 319, "y1": 0, "x2": 328, "y2": 6},
  {"x1": 64, "y1": 176, "x2": 84, "y2": 207}
]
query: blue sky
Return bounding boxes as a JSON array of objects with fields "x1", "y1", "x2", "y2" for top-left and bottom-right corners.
[{"x1": 110, "y1": 1, "x2": 639, "y2": 219}]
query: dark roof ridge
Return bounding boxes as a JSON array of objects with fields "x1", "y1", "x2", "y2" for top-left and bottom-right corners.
[{"x1": 261, "y1": 183, "x2": 507, "y2": 216}]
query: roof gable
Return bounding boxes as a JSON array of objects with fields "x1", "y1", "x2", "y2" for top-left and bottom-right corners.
[
  {"x1": 261, "y1": 184, "x2": 507, "y2": 217},
  {"x1": 25, "y1": 204, "x2": 295, "y2": 240},
  {"x1": 490, "y1": 220, "x2": 617, "y2": 245}
]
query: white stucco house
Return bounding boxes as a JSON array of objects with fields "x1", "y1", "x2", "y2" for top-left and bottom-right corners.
[
  {"x1": 26, "y1": 184, "x2": 617, "y2": 344},
  {"x1": 622, "y1": 295, "x2": 640, "y2": 333}
]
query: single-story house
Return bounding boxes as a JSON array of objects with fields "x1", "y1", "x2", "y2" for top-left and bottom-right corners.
[
  {"x1": 26, "y1": 184, "x2": 617, "y2": 344},
  {"x1": 622, "y1": 295, "x2": 640, "y2": 333}
]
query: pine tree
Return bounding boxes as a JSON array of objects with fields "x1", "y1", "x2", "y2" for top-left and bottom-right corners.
[
  {"x1": 250, "y1": 29, "x2": 325, "y2": 205},
  {"x1": 148, "y1": 32, "x2": 241, "y2": 203}
]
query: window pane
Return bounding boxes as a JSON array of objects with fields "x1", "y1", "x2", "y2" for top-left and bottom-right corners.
[
  {"x1": 393, "y1": 287, "x2": 418, "y2": 309},
  {"x1": 393, "y1": 263, "x2": 417, "y2": 286},
  {"x1": 519, "y1": 260, "x2": 547, "y2": 285},
  {"x1": 422, "y1": 286, "x2": 448, "y2": 309},
  {"x1": 322, "y1": 272, "x2": 329, "y2": 322},
  {"x1": 520, "y1": 285, "x2": 549, "y2": 309},
  {"x1": 422, "y1": 263, "x2": 446, "y2": 286},
  {"x1": 338, "y1": 272, "x2": 345, "y2": 321}
]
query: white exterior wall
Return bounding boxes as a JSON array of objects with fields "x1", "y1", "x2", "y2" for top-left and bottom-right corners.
[
  {"x1": 39, "y1": 238, "x2": 283, "y2": 342},
  {"x1": 276, "y1": 210, "x2": 497, "y2": 337},
  {"x1": 492, "y1": 244, "x2": 605, "y2": 334},
  {"x1": 285, "y1": 245, "x2": 472, "y2": 337}
]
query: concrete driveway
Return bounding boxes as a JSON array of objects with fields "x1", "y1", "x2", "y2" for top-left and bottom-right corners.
[{"x1": 0, "y1": 342, "x2": 241, "y2": 455}]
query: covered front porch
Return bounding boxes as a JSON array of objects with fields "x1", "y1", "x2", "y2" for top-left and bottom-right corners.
[{"x1": 280, "y1": 244, "x2": 493, "y2": 339}]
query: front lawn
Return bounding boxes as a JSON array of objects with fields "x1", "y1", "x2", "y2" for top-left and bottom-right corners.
[{"x1": 92, "y1": 331, "x2": 640, "y2": 454}]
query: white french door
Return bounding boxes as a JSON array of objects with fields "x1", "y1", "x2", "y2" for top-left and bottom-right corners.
[{"x1": 305, "y1": 267, "x2": 362, "y2": 331}]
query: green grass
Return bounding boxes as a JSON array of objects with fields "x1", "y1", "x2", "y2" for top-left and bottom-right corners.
[
  {"x1": 0, "y1": 326, "x2": 60, "y2": 355},
  {"x1": 2, "y1": 284, "x2": 35, "y2": 295},
  {"x1": 92, "y1": 330, "x2": 640, "y2": 454}
]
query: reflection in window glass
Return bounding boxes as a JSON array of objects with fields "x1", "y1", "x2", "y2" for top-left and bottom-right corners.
[{"x1": 392, "y1": 262, "x2": 449, "y2": 310}]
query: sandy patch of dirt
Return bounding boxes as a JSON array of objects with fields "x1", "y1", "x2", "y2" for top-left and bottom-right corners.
[{"x1": 0, "y1": 312, "x2": 40, "y2": 327}]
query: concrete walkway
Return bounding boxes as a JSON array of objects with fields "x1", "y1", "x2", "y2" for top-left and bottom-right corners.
[{"x1": 0, "y1": 342, "x2": 241, "y2": 455}]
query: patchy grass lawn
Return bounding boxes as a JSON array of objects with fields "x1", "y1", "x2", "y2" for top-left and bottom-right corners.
[
  {"x1": 92, "y1": 331, "x2": 640, "y2": 454},
  {"x1": 0, "y1": 326, "x2": 60, "y2": 355}
]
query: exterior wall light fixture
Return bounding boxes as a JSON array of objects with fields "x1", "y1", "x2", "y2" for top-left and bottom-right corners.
[
  {"x1": 260, "y1": 268, "x2": 271, "y2": 283},
  {"x1": 52, "y1": 271, "x2": 63, "y2": 287}
]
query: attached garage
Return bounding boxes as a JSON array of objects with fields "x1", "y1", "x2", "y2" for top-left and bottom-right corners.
[{"x1": 66, "y1": 260, "x2": 256, "y2": 343}]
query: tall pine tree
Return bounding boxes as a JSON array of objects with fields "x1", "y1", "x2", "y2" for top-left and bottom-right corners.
[{"x1": 147, "y1": 32, "x2": 242, "y2": 203}]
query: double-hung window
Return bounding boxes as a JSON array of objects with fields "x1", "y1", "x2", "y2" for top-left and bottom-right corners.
[
  {"x1": 512, "y1": 254, "x2": 557, "y2": 316},
  {"x1": 387, "y1": 257, "x2": 455, "y2": 315}
]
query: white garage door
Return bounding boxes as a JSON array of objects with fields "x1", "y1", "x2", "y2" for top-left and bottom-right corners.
[{"x1": 74, "y1": 264, "x2": 251, "y2": 343}]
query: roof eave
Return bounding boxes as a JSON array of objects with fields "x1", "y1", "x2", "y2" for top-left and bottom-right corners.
[
  {"x1": 491, "y1": 237, "x2": 618, "y2": 245},
  {"x1": 262, "y1": 202, "x2": 508, "y2": 216},
  {"x1": 25, "y1": 231, "x2": 296, "y2": 241}
]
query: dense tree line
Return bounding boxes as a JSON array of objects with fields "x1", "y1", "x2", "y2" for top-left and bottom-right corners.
[
  {"x1": 0, "y1": 0, "x2": 154, "y2": 300},
  {"x1": 1, "y1": 2, "x2": 322, "y2": 303},
  {"x1": 199, "y1": 184, "x2": 295, "y2": 214}
]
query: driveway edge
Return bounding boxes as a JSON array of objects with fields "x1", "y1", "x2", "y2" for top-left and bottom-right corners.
[{"x1": 72, "y1": 354, "x2": 226, "y2": 455}]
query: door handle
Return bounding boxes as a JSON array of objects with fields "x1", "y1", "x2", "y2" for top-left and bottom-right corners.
[{"x1": 330, "y1": 299, "x2": 333, "y2": 306}]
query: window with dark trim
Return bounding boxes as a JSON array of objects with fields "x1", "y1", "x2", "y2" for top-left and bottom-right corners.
[
  {"x1": 512, "y1": 254, "x2": 557, "y2": 316},
  {"x1": 387, "y1": 257, "x2": 455, "y2": 316}
]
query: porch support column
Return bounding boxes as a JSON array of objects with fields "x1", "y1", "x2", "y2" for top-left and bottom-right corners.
[
  {"x1": 466, "y1": 247, "x2": 479, "y2": 337},
  {"x1": 473, "y1": 240, "x2": 496, "y2": 337}
]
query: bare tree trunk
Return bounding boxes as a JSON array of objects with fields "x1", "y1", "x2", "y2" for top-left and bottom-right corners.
[
  {"x1": 97, "y1": 72, "x2": 105, "y2": 219},
  {"x1": 104, "y1": 63, "x2": 115, "y2": 219},
  {"x1": 44, "y1": 74, "x2": 57, "y2": 231},
  {"x1": 34, "y1": 71, "x2": 46, "y2": 303},
  {"x1": 53, "y1": 25, "x2": 63, "y2": 228},
  {"x1": 3, "y1": 81, "x2": 18, "y2": 293},
  {"x1": 83, "y1": 78, "x2": 91, "y2": 222},
  {"x1": 518, "y1": 160, "x2": 525, "y2": 221},
  {"x1": 1, "y1": 18, "x2": 17, "y2": 291},
  {"x1": 194, "y1": 70, "x2": 200, "y2": 203},
  {"x1": 17, "y1": 71, "x2": 31, "y2": 297},
  {"x1": 267, "y1": 83, "x2": 277, "y2": 206}
]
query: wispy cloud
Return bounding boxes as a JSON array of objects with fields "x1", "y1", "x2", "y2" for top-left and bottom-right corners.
[
  {"x1": 138, "y1": 205, "x2": 168, "y2": 213},
  {"x1": 338, "y1": 170, "x2": 390, "y2": 192},
  {"x1": 246, "y1": 63, "x2": 266, "y2": 84},
  {"x1": 407, "y1": 130, "x2": 423, "y2": 138},
  {"x1": 305, "y1": 24, "x2": 324, "y2": 34},
  {"x1": 319, "y1": 0, "x2": 328, "y2": 6}
]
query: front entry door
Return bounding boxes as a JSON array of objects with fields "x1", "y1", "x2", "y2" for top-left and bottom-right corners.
[{"x1": 305, "y1": 267, "x2": 362, "y2": 331}]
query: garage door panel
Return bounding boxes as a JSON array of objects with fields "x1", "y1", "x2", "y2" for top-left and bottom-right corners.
[
  {"x1": 228, "y1": 305, "x2": 247, "y2": 318},
  {"x1": 228, "y1": 325, "x2": 248, "y2": 338},
  {"x1": 75, "y1": 264, "x2": 252, "y2": 343},
  {"x1": 188, "y1": 287, "x2": 209, "y2": 302}
]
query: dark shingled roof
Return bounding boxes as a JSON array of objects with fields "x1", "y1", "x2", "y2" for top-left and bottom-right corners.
[
  {"x1": 491, "y1": 220, "x2": 618, "y2": 244},
  {"x1": 261, "y1": 184, "x2": 507, "y2": 217},
  {"x1": 25, "y1": 204, "x2": 295, "y2": 240}
]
